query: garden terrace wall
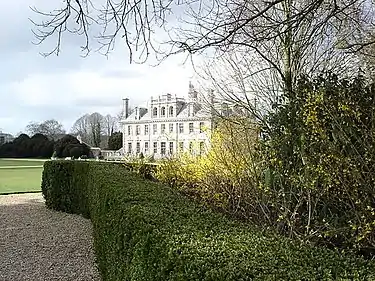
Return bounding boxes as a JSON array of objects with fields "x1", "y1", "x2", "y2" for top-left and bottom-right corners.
[{"x1": 41, "y1": 161, "x2": 375, "y2": 281}]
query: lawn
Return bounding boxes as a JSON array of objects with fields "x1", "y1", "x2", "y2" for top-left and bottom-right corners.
[
  {"x1": 0, "y1": 159, "x2": 45, "y2": 194},
  {"x1": 0, "y1": 158, "x2": 46, "y2": 167}
]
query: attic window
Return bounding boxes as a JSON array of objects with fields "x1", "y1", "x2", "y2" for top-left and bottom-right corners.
[{"x1": 153, "y1": 107, "x2": 158, "y2": 117}]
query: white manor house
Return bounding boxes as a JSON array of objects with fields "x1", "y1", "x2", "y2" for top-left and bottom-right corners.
[{"x1": 120, "y1": 83, "x2": 214, "y2": 158}]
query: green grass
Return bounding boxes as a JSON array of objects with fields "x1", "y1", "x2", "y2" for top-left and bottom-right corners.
[
  {"x1": 0, "y1": 159, "x2": 45, "y2": 194},
  {"x1": 0, "y1": 158, "x2": 46, "y2": 167}
]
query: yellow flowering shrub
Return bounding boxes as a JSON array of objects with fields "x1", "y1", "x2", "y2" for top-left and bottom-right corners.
[{"x1": 157, "y1": 117, "x2": 262, "y2": 215}]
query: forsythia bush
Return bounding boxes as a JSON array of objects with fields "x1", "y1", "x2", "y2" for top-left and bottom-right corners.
[
  {"x1": 263, "y1": 74, "x2": 375, "y2": 253},
  {"x1": 157, "y1": 118, "x2": 264, "y2": 217},
  {"x1": 158, "y1": 74, "x2": 375, "y2": 257}
]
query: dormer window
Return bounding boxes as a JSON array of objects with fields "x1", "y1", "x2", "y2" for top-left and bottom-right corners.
[
  {"x1": 153, "y1": 107, "x2": 158, "y2": 117},
  {"x1": 161, "y1": 107, "x2": 166, "y2": 117},
  {"x1": 169, "y1": 106, "x2": 174, "y2": 116}
]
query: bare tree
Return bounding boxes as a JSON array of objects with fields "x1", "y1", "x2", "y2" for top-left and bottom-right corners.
[
  {"x1": 196, "y1": 51, "x2": 280, "y2": 125},
  {"x1": 31, "y1": 0, "x2": 375, "y2": 122},
  {"x1": 26, "y1": 119, "x2": 66, "y2": 140},
  {"x1": 71, "y1": 112, "x2": 105, "y2": 147},
  {"x1": 71, "y1": 114, "x2": 91, "y2": 141},
  {"x1": 89, "y1": 112, "x2": 104, "y2": 147},
  {"x1": 179, "y1": 0, "x2": 375, "y2": 134},
  {"x1": 32, "y1": 0, "x2": 375, "y2": 138},
  {"x1": 31, "y1": 0, "x2": 375, "y2": 61},
  {"x1": 103, "y1": 114, "x2": 118, "y2": 136}
]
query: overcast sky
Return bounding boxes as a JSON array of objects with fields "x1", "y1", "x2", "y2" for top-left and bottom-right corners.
[{"x1": 0, "y1": 1, "x2": 196, "y2": 136}]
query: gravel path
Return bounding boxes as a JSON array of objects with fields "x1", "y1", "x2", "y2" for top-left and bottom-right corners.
[{"x1": 0, "y1": 193, "x2": 100, "y2": 281}]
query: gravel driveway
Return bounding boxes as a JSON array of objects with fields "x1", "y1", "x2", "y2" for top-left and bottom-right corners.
[{"x1": 0, "y1": 193, "x2": 100, "y2": 281}]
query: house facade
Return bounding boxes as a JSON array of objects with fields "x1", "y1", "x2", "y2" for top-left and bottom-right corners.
[
  {"x1": 119, "y1": 83, "x2": 214, "y2": 158},
  {"x1": 0, "y1": 131, "x2": 14, "y2": 146}
]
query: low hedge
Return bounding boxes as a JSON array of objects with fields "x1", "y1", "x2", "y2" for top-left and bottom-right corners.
[{"x1": 41, "y1": 161, "x2": 375, "y2": 281}]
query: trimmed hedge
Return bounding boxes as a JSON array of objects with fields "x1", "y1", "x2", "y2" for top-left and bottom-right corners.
[
  {"x1": 41, "y1": 161, "x2": 375, "y2": 281},
  {"x1": 42, "y1": 161, "x2": 90, "y2": 217}
]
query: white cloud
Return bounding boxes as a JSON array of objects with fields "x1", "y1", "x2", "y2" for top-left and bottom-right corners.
[
  {"x1": 0, "y1": 1, "x2": 204, "y2": 136},
  {"x1": 3, "y1": 51, "x2": 197, "y2": 135}
]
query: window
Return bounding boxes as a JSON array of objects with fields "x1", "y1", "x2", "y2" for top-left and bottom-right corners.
[
  {"x1": 127, "y1": 125, "x2": 131, "y2": 135},
  {"x1": 169, "y1": 142, "x2": 174, "y2": 154},
  {"x1": 179, "y1": 142, "x2": 184, "y2": 152},
  {"x1": 153, "y1": 124, "x2": 157, "y2": 135},
  {"x1": 169, "y1": 123, "x2": 173, "y2": 133},
  {"x1": 145, "y1": 142, "x2": 149, "y2": 153},
  {"x1": 199, "y1": 122, "x2": 204, "y2": 133},
  {"x1": 189, "y1": 123, "x2": 194, "y2": 133},
  {"x1": 153, "y1": 142, "x2": 158, "y2": 154},
  {"x1": 128, "y1": 142, "x2": 132, "y2": 153},
  {"x1": 169, "y1": 106, "x2": 174, "y2": 116},
  {"x1": 179, "y1": 123, "x2": 184, "y2": 133},
  {"x1": 144, "y1": 125, "x2": 149, "y2": 135},
  {"x1": 153, "y1": 107, "x2": 158, "y2": 117},
  {"x1": 221, "y1": 103, "x2": 229, "y2": 116},
  {"x1": 161, "y1": 142, "x2": 166, "y2": 155},
  {"x1": 200, "y1": 142, "x2": 205, "y2": 155},
  {"x1": 161, "y1": 107, "x2": 166, "y2": 117},
  {"x1": 136, "y1": 125, "x2": 140, "y2": 135},
  {"x1": 161, "y1": 124, "x2": 166, "y2": 134},
  {"x1": 136, "y1": 142, "x2": 140, "y2": 153},
  {"x1": 189, "y1": 142, "x2": 193, "y2": 154}
]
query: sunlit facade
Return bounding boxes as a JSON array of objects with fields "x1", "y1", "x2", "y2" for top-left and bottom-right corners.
[{"x1": 119, "y1": 83, "x2": 213, "y2": 158}]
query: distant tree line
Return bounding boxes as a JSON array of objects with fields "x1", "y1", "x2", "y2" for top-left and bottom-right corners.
[
  {"x1": 26, "y1": 119, "x2": 66, "y2": 140},
  {"x1": 24, "y1": 115, "x2": 123, "y2": 150},
  {"x1": 0, "y1": 134, "x2": 54, "y2": 158},
  {"x1": 1, "y1": 113, "x2": 123, "y2": 159},
  {"x1": 71, "y1": 113, "x2": 120, "y2": 148},
  {"x1": 0, "y1": 133, "x2": 92, "y2": 159}
]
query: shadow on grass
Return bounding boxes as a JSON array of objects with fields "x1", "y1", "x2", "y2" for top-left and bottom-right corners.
[{"x1": 0, "y1": 190, "x2": 42, "y2": 196}]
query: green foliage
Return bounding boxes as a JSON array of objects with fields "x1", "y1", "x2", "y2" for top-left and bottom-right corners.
[
  {"x1": 117, "y1": 154, "x2": 158, "y2": 180},
  {"x1": 54, "y1": 134, "x2": 91, "y2": 158},
  {"x1": 263, "y1": 73, "x2": 375, "y2": 252},
  {"x1": 54, "y1": 134, "x2": 79, "y2": 157},
  {"x1": 158, "y1": 78, "x2": 375, "y2": 256},
  {"x1": 41, "y1": 160, "x2": 90, "y2": 217},
  {"x1": 107, "y1": 132, "x2": 123, "y2": 150},
  {"x1": 125, "y1": 161, "x2": 158, "y2": 180},
  {"x1": 0, "y1": 133, "x2": 55, "y2": 158},
  {"x1": 42, "y1": 161, "x2": 375, "y2": 280}
]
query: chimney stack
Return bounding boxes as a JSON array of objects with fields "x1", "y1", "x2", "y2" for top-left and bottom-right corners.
[{"x1": 123, "y1": 98, "x2": 129, "y2": 118}]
